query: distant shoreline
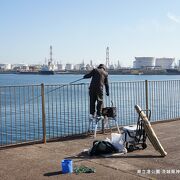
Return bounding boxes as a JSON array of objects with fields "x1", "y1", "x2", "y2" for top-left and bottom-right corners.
[{"x1": 0, "y1": 69, "x2": 180, "y2": 75}]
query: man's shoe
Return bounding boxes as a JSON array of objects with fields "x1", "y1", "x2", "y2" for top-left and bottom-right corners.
[{"x1": 96, "y1": 115, "x2": 104, "y2": 120}]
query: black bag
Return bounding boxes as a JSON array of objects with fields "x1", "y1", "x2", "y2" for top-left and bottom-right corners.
[
  {"x1": 102, "y1": 107, "x2": 116, "y2": 118},
  {"x1": 89, "y1": 140, "x2": 117, "y2": 156}
]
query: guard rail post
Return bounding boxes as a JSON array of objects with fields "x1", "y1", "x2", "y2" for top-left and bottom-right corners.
[
  {"x1": 145, "y1": 80, "x2": 149, "y2": 118},
  {"x1": 41, "y1": 83, "x2": 46, "y2": 144}
]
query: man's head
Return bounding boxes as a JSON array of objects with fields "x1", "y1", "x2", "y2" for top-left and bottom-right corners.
[{"x1": 98, "y1": 64, "x2": 106, "y2": 71}]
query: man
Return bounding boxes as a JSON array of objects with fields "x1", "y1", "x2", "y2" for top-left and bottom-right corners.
[{"x1": 83, "y1": 64, "x2": 109, "y2": 118}]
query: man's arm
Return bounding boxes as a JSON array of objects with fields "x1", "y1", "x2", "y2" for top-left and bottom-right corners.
[
  {"x1": 104, "y1": 76, "x2": 109, "y2": 96},
  {"x1": 83, "y1": 69, "x2": 94, "y2": 79}
]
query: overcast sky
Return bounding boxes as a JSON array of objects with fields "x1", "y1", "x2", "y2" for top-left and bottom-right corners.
[{"x1": 1, "y1": 0, "x2": 180, "y2": 66}]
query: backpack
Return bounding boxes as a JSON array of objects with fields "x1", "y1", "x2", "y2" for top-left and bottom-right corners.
[{"x1": 89, "y1": 140, "x2": 117, "y2": 156}]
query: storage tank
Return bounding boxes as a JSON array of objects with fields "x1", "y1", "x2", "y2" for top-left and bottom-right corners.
[
  {"x1": 155, "y1": 58, "x2": 175, "y2": 69},
  {"x1": 134, "y1": 57, "x2": 155, "y2": 69}
]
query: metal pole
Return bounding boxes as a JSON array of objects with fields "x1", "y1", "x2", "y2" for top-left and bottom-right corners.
[
  {"x1": 102, "y1": 118, "x2": 105, "y2": 134},
  {"x1": 145, "y1": 80, "x2": 149, "y2": 118},
  {"x1": 41, "y1": 83, "x2": 46, "y2": 144}
]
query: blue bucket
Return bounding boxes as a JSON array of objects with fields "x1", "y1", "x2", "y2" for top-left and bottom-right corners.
[{"x1": 61, "y1": 159, "x2": 73, "y2": 174}]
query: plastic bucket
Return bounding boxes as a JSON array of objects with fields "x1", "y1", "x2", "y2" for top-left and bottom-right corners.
[{"x1": 61, "y1": 159, "x2": 73, "y2": 174}]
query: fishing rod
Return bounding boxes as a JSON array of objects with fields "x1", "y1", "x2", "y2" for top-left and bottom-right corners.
[
  {"x1": 26, "y1": 77, "x2": 84, "y2": 104},
  {"x1": 46, "y1": 78, "x2": 84, "y2": 94},
  {"x1": 4, "y1": 77, "x2": 85, "y2": 117}
]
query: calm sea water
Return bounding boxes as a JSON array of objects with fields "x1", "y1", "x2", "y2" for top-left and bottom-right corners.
[
  {"x1": 1, "y1": 73, "x2": 180, "y2": 145},
  {"x1": 1, "y1": 73, "x2": 180, "y2": 85}
]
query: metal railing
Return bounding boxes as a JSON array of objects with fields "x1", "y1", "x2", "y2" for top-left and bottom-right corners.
[
  {"x1": 148, "y1": 80, "x2": 180, "y2": 121},
  {"x1": 0, "y1": 85, "x2": 43, "y2": 146},
  {"x1": 0, "y1": 80, "x2": 180, "y2": 147}
]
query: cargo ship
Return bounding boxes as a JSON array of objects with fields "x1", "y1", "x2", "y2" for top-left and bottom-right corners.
[
  {"x1": 166, "y1": 69, "x2": 180, "y2": 75},
  {"x1": 39, "y1": 45, "x2": 55, "y2": 75},
  {"x1": 39, "y1": 65, "x2": 55, "y2": 75}
]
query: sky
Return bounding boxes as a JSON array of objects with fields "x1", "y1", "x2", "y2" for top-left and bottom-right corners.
[{"x1": 1, "y1": 0, "x2": 180, "y2": 67}]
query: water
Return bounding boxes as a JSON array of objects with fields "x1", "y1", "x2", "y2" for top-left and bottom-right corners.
[
  {"x1": 0, "y1": 74, "x2": 180, "y2": 146},
  {"x1": 1, "y1": 73, "x2": 180, "y2": 85}
]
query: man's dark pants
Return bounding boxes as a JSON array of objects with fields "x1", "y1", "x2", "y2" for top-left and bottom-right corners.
[{"x1": 89, "y1": 89, "x2": 103, "y2": 116}]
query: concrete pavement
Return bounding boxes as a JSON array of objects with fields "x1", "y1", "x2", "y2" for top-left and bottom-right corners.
[{"x1": 0, "y1": 120, "x2": 180, "y2": 180}]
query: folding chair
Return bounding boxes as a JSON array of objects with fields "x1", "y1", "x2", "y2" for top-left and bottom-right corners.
[{"x1": 88, "y1": 102, "x2": 120, "y2": 138}]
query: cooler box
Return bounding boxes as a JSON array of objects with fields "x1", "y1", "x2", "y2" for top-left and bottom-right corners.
[{"x1": 122, "y1": 125, "x2": 137, "y2": 143}]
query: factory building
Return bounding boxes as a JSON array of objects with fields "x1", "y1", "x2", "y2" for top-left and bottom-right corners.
[
  {"x1": 0, "y1": 64, "x2": 12, "y2": 70},
  {"x1": 57, "y1": 63, "x2": 65, "y2": 71},
  {"x1": 133, "y1": 57, "x2": 155, "y2": 69},
  {"x1": 65, "y1": 63, "x2": 73, "y2": 71},
  {"x1": 155, "y1": 58, "x2": 175, "y2": 69}
]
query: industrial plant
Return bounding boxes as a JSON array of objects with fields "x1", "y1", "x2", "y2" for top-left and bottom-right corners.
[{"x1": 0, "y1": 46, "x2": 180, "y2": 75}]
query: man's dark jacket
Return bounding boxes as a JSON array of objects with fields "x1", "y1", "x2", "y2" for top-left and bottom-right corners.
[{"x1": 83, "y1": 67, "x2": 109, "y2": 95}]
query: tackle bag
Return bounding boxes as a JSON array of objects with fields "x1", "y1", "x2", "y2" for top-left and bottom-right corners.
[{"x1": 89, "y1": 140, "x2": 117, "y2": 156}]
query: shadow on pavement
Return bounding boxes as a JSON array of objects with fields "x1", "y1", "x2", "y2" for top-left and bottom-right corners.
[
  {"x1": 65, "y1": 151, "x2": 163, "y2": 160},
  {"x1": 44, "y1": 171, "x2": 62, "y2": 177}
]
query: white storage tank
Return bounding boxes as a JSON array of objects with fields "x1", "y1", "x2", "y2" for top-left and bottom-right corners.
[
  {"x1": 134, "y1": 57, "x2": 155, "y2": 69},
  {"x1": 155, "y1": 58, "x2": 175, "y2": 69}
]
